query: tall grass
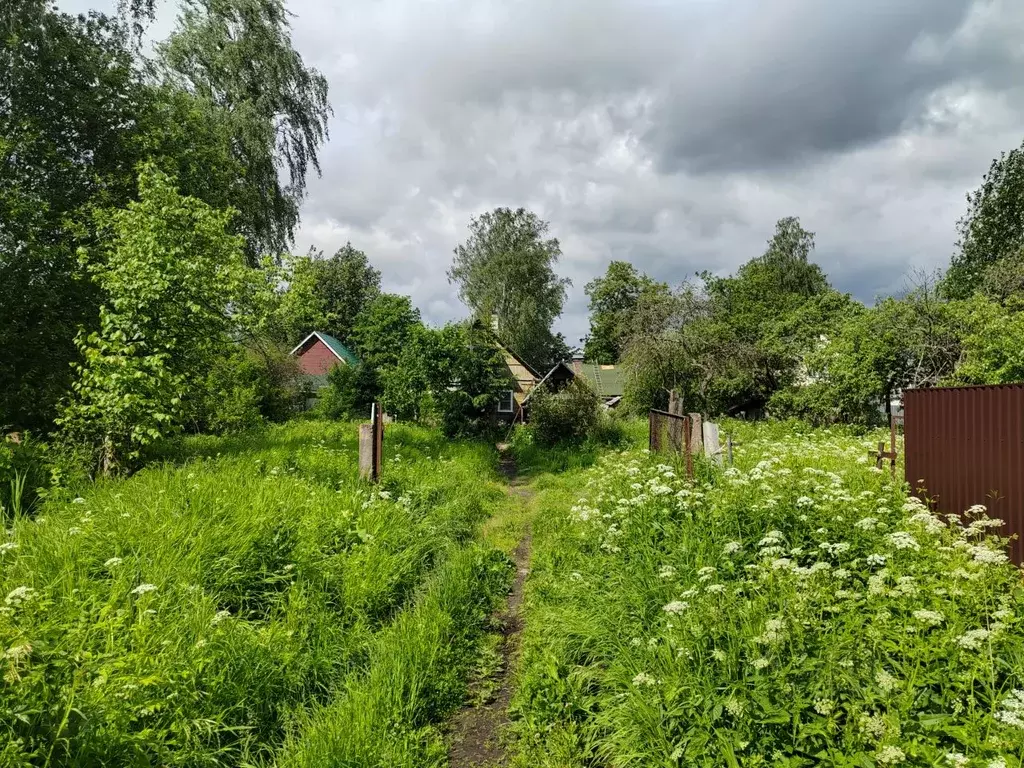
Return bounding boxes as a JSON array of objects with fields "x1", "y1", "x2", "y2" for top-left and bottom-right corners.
[
  {"x1": 511, "y1": 423, "x2": 1024, "y2": 767},
  {"x1": 0, "y1": 421, "x2": 511, "y2": 766}
]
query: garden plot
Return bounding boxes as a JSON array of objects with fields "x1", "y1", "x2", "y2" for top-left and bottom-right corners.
[{"x1": 512, "y1": 424, "x2": 1024, "y2": 767}]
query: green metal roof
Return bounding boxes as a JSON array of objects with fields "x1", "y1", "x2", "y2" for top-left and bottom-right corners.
[
  {"x1": 317, "y1": 332, "x2": 360, "y2": 366},
  {"x1": 576, "y1": 362, "x2": 625, "y2": 398}
]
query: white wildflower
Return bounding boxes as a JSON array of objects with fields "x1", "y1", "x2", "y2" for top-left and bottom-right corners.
[
  {"x1": 970, "y1": 545, "x2": 1009, "y2": 566},
  {"x1": 722, "y1": 541, "x2": 742, "y2": 555},
  {"x1": 955, "y1": 628, "x2": 991, "y2": 650},
  {"x1": 888, "y1": 531, "x2": 920, "y2": 551},
  {"x1": 662, "y1": 601, "x2": 689, "y2": 615},
  {"x1": 813, "y1": 698, "x2": 835, "y2": 716},
  {"x1": 876, "y1": 745, "x2": 905, "y2": 765},
  {"x1": 0, "y1": 542, "x2": 18, "y2": 554},
  {"x1": 943, "y1": 753, "x2": 969, "y2": 767},
  {"x1": 72, "y1": 497, "x2": 86, "y2": 504},
  {"x1": 751, "y1": 657, "x2": 770, "y2": 670},
  {"x1": 103, "y1": 557, "x2": 123, "y2": 568},
  {"x1": 697, "y1": 566, "x2": 716, "y2": 581},
  {"x1": 866, "y1": 553, "x2": 887, "y2": 567},
  {"x1": 658, "y1": 565, "x2": 677, "y2": 579},
  {"x1": 855, "y1": 517, "x2": 879, "y2": 531},
  {"x1": 130, "y1": 583, "x2": 158, "y2": 596},
  {"x1": 875, "y1": 669, "x2": 899, "y2": 693},
  {"x1": 724, "y1": 696, "x2": 745, "y2": 717},
  {"x1": 705, "y1": 583, "x2": 726, "y2": 594},
  {"x1": 211, "y1": 610, "x2": 232, "y2": 625},
  {"x1": 632, "y1": 672, "x2": 656, "y2": 687},
  {"x1": 912, "y1": 610, "x2": 945, "y2": 626},
  {"x1": 5, "y1": 586, "x2": 36, "y2": 606},
  {"x1": 987, "y1": 760, "x2": 1007, "y2": 768}
]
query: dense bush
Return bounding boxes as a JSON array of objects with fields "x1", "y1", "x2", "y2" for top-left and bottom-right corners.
[
  {"x1": 528, "y1": 379, "x2": 600, "y2": 446},
  {"x1": 317, "y1": 362, "x2": 379, "y2": 421}
]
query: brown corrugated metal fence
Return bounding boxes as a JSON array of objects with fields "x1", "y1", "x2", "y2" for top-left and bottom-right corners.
[{"x1": 903, "y1": 384, "x2": 1024, "y2": 565}]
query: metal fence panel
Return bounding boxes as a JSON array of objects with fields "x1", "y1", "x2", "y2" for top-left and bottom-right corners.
[{"x1": 904, "y1": 384, "x2": 1024, "y2": 565}]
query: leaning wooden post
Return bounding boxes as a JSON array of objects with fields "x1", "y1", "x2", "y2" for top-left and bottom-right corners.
[
  {"x1": 688, "y1": 412, "x2": 703, "y2": 456},
  {"x1": 648, "y1": 409, "x2": 656, "y2": 452},
  {"x1": 727, "y1": 434, "x2": 734, "y2": 467},
  {"x1": 876, "y1": 442, "x2": 885, "y2": 471},
  {"x1": 889, "y1": 414, "x2": 898, "y2": 478}
]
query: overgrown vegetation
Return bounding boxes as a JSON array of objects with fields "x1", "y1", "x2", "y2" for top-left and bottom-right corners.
[
  {"x1": 0, "y1": 421, "x2": 513, "y2": 766},
  {"x1": 509, "y1": 423, "x2": 1024, "y2": 767}
]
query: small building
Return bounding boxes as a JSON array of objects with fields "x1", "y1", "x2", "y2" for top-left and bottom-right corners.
[
  {"x1": 536, "y1": 353, "x2": 625, "y2": 408},
  {"x1": 494, "y1": 341, "x2": 543, "y2": 423},
  {"x1": 290, "y1": 331, "x2": 360, "y2": 392}
]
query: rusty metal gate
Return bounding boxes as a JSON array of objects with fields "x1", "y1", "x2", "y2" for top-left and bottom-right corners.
[{"x1": 903, "y1": 384, "x2": 1024, "y2": 565}]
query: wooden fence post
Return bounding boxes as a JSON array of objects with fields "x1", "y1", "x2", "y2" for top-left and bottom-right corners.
[
  {"x1": 683, "y1": 415, "x2": 693, "y2": 479},
  {"x1": 688, "y1": 412, "x2": 703, "y2": 456},
  {"x1": 359, "y1": 402, "x2": 384, "y2": 482},
  {"x1": 727, "y1": 434, "x2": 734, "y2": 467}
]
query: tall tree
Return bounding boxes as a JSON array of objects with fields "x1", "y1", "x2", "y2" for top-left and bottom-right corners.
[
  {"x1": 583, "y1": 261, "x2": 669, "y2": 363},
  {"x1": 58, "y1": 166, "x2": 246, "y2": 473},
  {"x1": 448, "y1": 207, "x2": 571, "y2": 369},
  {"x1": 945, "y1": 141, "x2": 1024, "y2": 300},
  {"x1": 279, "y1": 244, "x2": 381, "y2": 343},
  {"x1": 159, "y1": 0, "x2": 331, "y2": 261}
]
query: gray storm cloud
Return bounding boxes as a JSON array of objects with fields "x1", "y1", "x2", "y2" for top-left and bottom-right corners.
[{"x1": 59, "y1": 0, "x2": 1024, "y2": 348}]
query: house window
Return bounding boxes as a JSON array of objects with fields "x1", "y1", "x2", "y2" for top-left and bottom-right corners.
[{"x1": 497, "y1": 390, "x2": 515, "y2": 413}]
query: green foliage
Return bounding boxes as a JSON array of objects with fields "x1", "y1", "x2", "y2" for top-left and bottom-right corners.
[
  {"x1": 528, "y1": 379, "x2": 601, "y2": 447},
  {"x1": 0, "y1": 420, "x2": 511, "y2": 765},
  {"x1": 159, "y1": 0, "x2": 331, "y2": 260},
  {"x1": 277, "y1": 244, "x2": 381, "y2": 344},
  {"x1": 511, "y1": 424, "x2": 1024, "y2": 767},
  {"x1": 1, "y1": 0, "x2": 328, "y2": 433},
  {"x1": 449, "y1": 207, "x2": 571, "y2": 370},
  {"x1": 584, "y1": 261, "x2": 669, "y2": 363},
  {"x1": 191, "y1": 344, "x2": 304, "y2": 433},
  {"x1": 1, "y1": 3, "x2": 143, "y2": 432},
  {"x1": 946, "y1": 140, "x2": 1024, "y2": 300},
  {"x1": 58, "y1": 166, "x2": 246, "y2": 473},
  {"x1": 944, "y1": 296, "x2": 1024, "y2": 385},
  {"x1": 351, "y1": 294, "x2": 422, "y2": 373},
  {"x1": 318, "y1": 363, "x2": 378, "y2": 421}
]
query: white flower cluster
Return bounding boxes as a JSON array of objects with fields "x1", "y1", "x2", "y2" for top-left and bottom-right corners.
[{"x1": 994, "y1": 689, "x2": 1024, "y2": 730}]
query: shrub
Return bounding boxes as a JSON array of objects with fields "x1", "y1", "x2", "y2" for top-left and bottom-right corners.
[
  {"x1": 318, "y1": 363, "x2": 378, "y2": 421},
  {"x1": 528, "y1": 379, "x2": 600, "y2": 446}
]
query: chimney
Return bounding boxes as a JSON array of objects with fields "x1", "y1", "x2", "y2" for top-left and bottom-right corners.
[{"x1": 571, "y1": 351, "x2": 584, "y2": 374}]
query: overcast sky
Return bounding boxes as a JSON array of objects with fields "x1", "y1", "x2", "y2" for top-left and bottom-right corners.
[{"x1": 61, "y1": 0, "x2": 1024, "y2": 348}]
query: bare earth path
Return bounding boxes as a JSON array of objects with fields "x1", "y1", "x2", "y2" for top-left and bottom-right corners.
[{"x1": 447, "y1": 446, "x2": 533, "y2": 768}]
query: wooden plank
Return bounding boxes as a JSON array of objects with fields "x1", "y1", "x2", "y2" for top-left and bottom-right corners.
[{"x1": 703, "y1": 421, "x2": 722, "y2": 466}]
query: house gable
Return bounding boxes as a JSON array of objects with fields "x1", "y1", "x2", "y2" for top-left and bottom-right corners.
[{"x1": 290, "y1": 331, "x2": 360, "y2": 377}]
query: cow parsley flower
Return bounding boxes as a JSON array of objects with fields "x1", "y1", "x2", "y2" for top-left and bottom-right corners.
[
  {"x1": 705, "y1": 583, "x2": 726, "y2": 594},
  {"x1": 130, "y1": 583, "x2": 158, "y2": 596},
  {"x1": 866, "y1": 553, "x2": 887, "y2": 566},
  {"x1": 632, "y1": 672, "x2": 656, "y2": 687},
  {"x1": 5, "y1": 586, "x2": 36, "y2": 606},
  {"x1": 876, "y1": 745, "x2": 905, "y2": 764},
  {"x1": 0, "y1": 542, "x2": 18, "y2": 554},
  {"x1": 723, "y1": 541, "x2": 742, "y2": 555},
  {"x1": 658, "y1": 565, "x2": 676, "y2": 579},
  {"x1": 751, "y1": 657, "x2": 770, "y2": 670},
  {"x1": 955, "y1": 628, "x2": 991, "y2": 650},
  {"x1": 662, "y1": 601, "x2": 689, "y2": 615},
  {"x1": 813, "y1": 698, "x2": 835, "y2": 716},
  {"x1": 994, "y1": 689, "x2": 1024, "y2": 730},
  {"x1": 875, "y1": 669, "x2": 899, "y2": 693},
  {"x1": 104, "y1": 557, "x2": 123, "y2": 568},
  {"x1": 855, "y1": 517, "x2": 879, "y2": 531},
  {"x1": 697, "y1": 566, "x2": 716, "y2": 582},
  {"x1": 970, "y1": 545, "x2": 1009, "y2": 566},
  {"x1": 912, "y1": 610, "x2": 945, "y2": 626},
  {"x1": 888, "y1": 531, "x2": 919, "y2": 551},
  {"x1": 943, "y1": 753, "x2": 969, "y2": 767}
]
